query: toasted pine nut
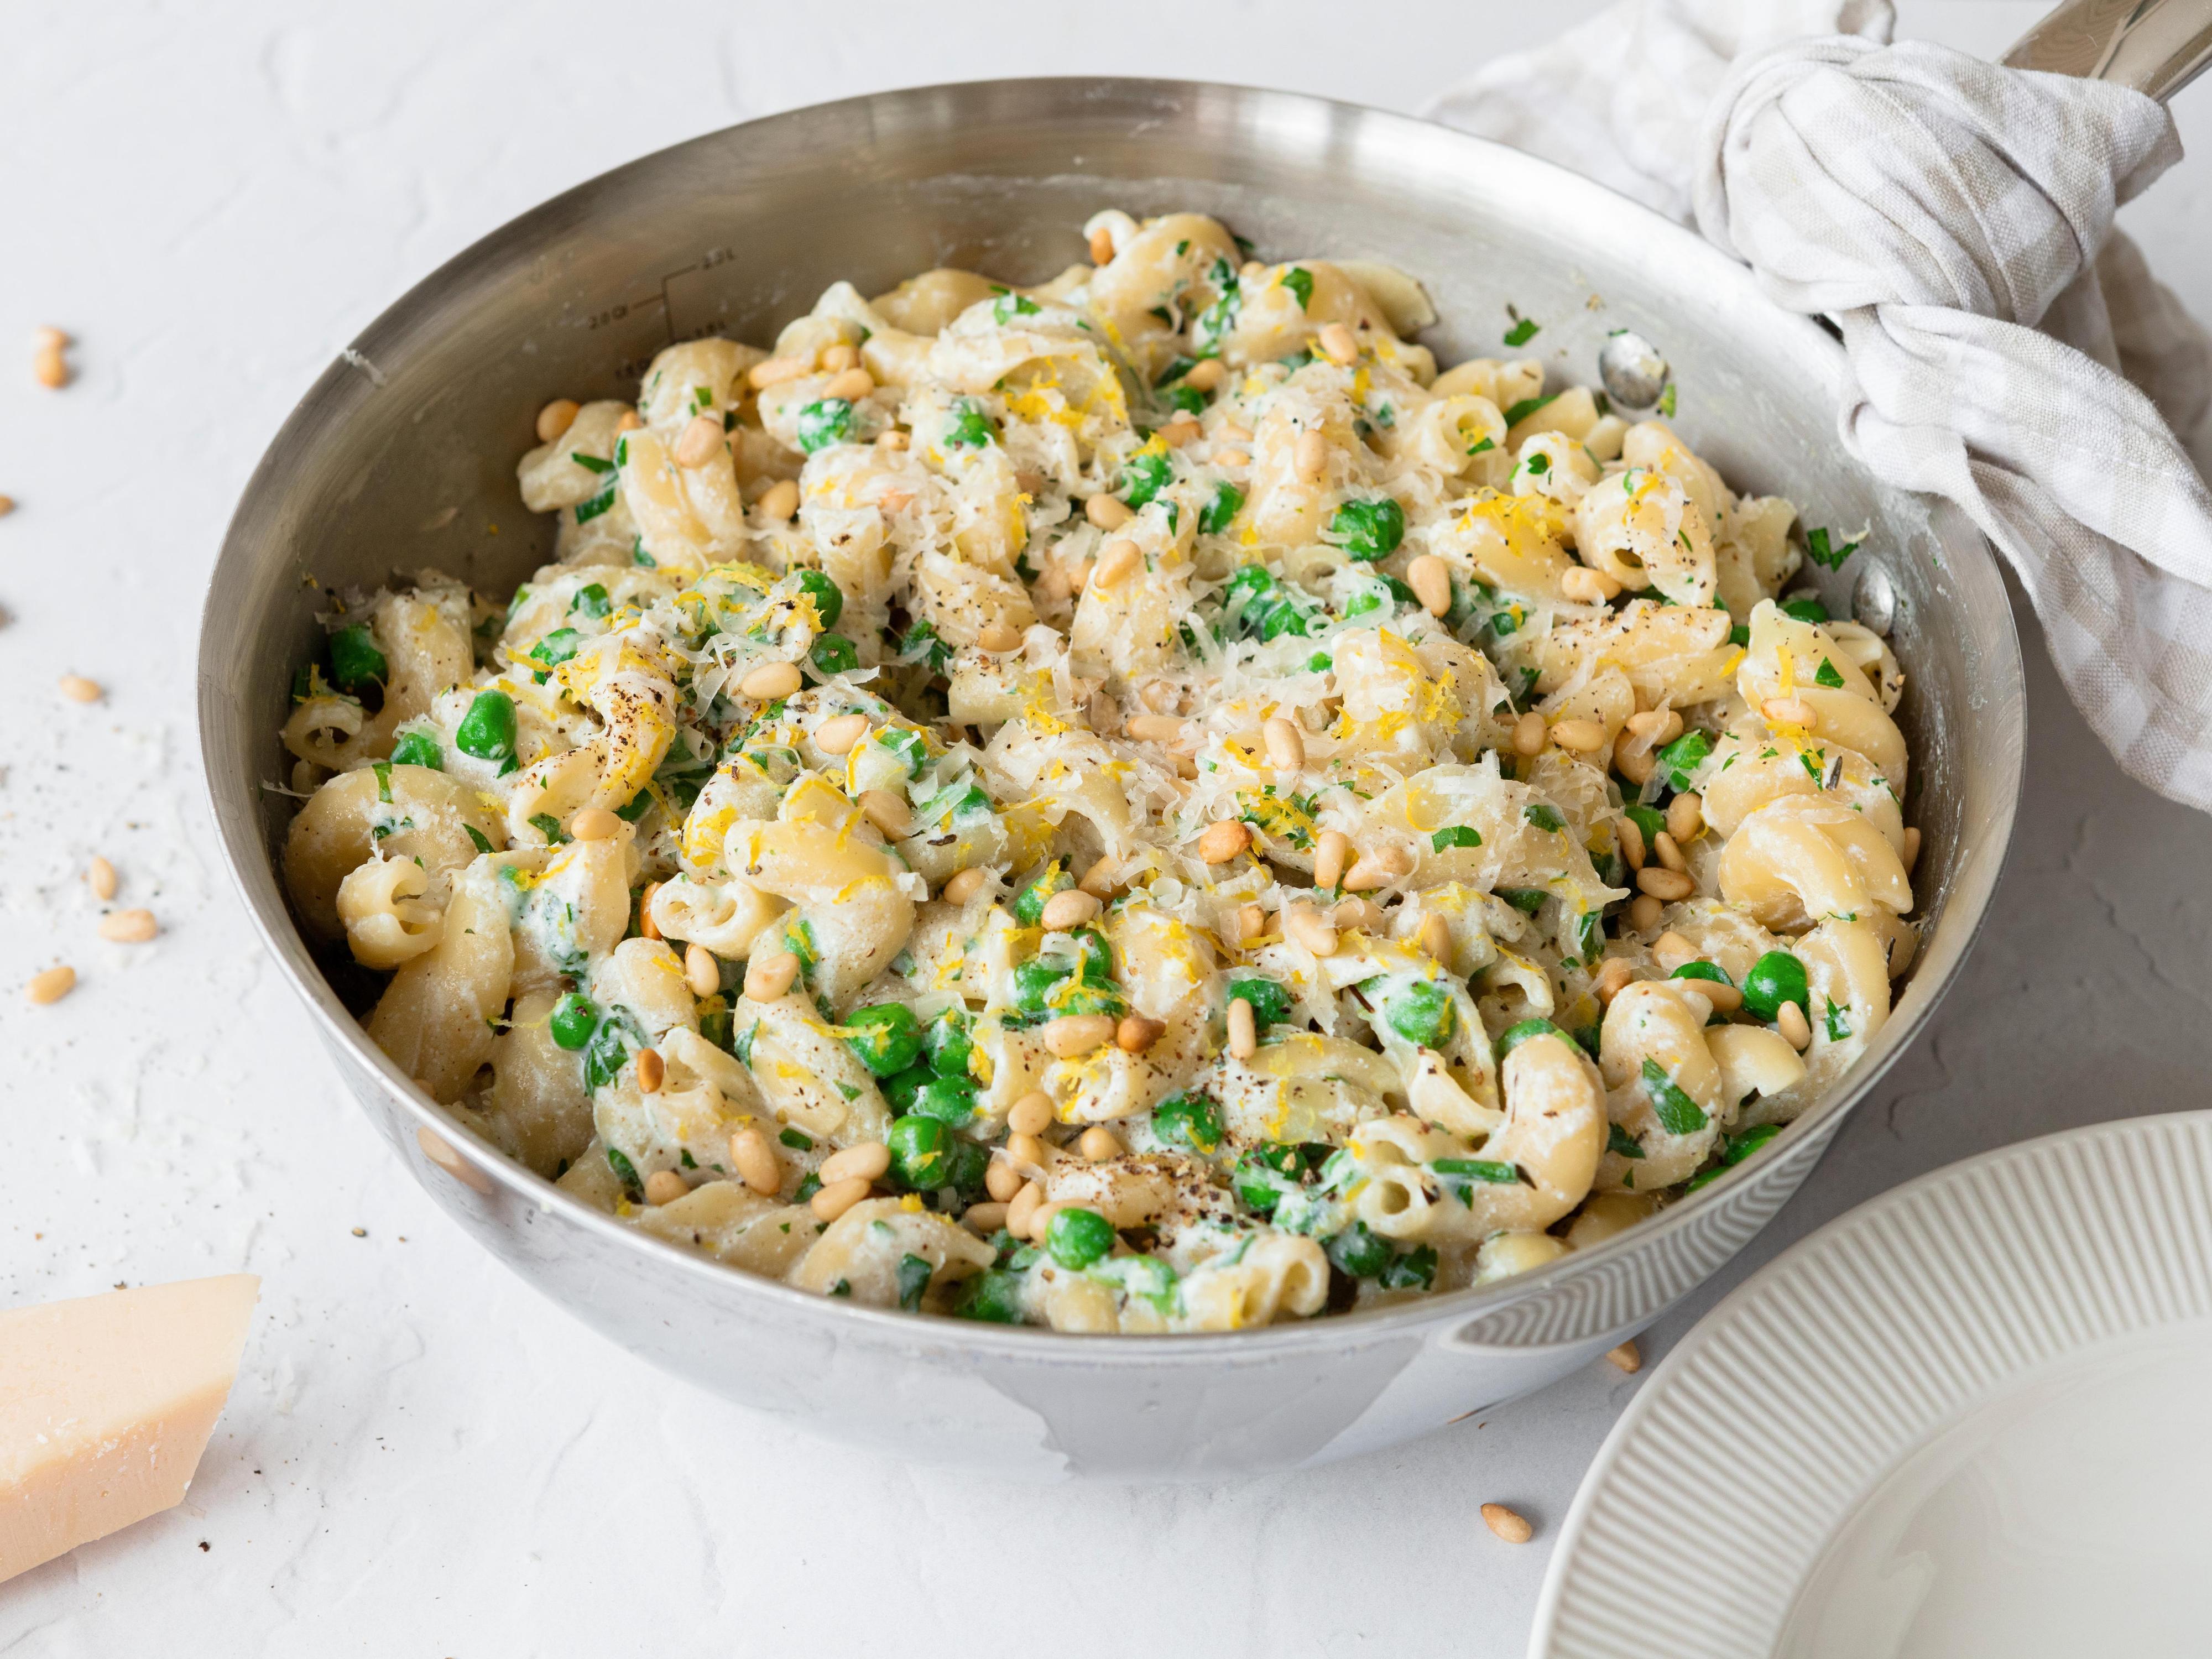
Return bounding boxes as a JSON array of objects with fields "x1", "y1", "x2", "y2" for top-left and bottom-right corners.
[
  {"x1": 1293, "y1": 429, "x2": 1329, "y2": 482},
  {"x1": 1005, "y1": 1131, "x2": 1049, "y2": 1172},
  {"x1": 877, "y1": 429, "x2": 910, "y2": 453},
  {"x1": 985, "y1": 1159, "x2": 1026, "y2": 1202},
  {"x1": 749, "y1": 353, "x2": 814, "y2": 389},
  {"x1": 565, "y1": 806, "x2": 617, "y2": 842},
  {"x1": 1078, "y1": 1126, "x2": 1123, "y2": 1162},
  {"x1": 811, "y1": 1175, "x2": 873, "y2": 1222},
  {"x1": 644, "y1": 1169, "x2": 688, "y2": 1206},
  {"x1": 1419, "y1": 914, "x2": 1453, "y2": 964},
  {"x1": 978, "y1": 622, "x2": 1023, "y2": 653},
  {"x1": 1512, "y1": 711, "x2": 1546, "y2": 757},
  {"x1": 1627, "y1": 708, "x2": 1684, "y2": 745},
  {"x1": 962, "y1": 1201, "x2": 1011, "y2": 1233},
  {"x1": 1079, "y1": 854, "x2": 1119, "y2": 898},
  {"x1": 25, "y1": 965, "x2": 75, "y2": 1005},
  {"x1": 86, "y1": 856, "x2": 117, "y2": 901},
  {"x1": 1651, "y1": 931, "x2": 1695, "y2": 973},
  {"x1": 1619, "y1": 815, "x2": 1646, "y2": 870},
  {"x1": 535, "y1": 398, "x2": 581, "y2": 443},
  {"x1": 1085, "y1": 493, "x2": 1135, "y2": 530},
  {"x1": 1040, "y1": 889, "x2": 1102, "y2": 930},
  {"x1": 1637, "y1": 867, "x2": 1693, "y2": 902},
  {"x1": 97, "y1": 909, "x2": 156, "y2": 943},
  {"x1": 729, "y1": 1128, "x2": 782, "y2": 1195},
  {"x1": 0, "y1": 494, "x2": 14, "y2": 516},
  {"x1": 58, "y1": 675, "x2": 102, "y2": 703},
  {"x1": 1237, "y1": 902, "x2": 1267, "y2": 943},
  {"x1": 683, "y1": 942, "x2": 721, "y2": 999},
  {"x1": 1092, "y1": 538, "x2": 1141, "y2": 588},
  {"x1": 1185, "y1": 358, "x2": 1225, "y2": 392},
  {"x1": 820, "y1": 1141, "x2": 891, "y2": 1185},
  {"x1": 744, "y1": 950, "x2": 800, "y2": 1001},
  {"x1": 615, "y1": 410, "x2": 642, "y2": 432},
  {"x1": 1613, "y1": 729, "x2": 1656, "y2": 786},
  {"x1": 1218, "y1": 420, "x2": 1254, "y2": 444},
  {"x1": 1317, "y1": 322, "x2": 1358, "y2": 364},
  {"x1": 1550, "y1": 718, "x2": 1608, "y2": 753},
  {"x1": 1902, "y1": 826, "x2": 1922, "y2": 874},
  {"x1": 1198, "y1": 820, "x2": 1251, "y2": 864},
  {"x1": 1481, "y1": 1503, "x2": 1534, "y2": 1545},
  {"x1": 1263, "y1": 717, "x2": 1306, "y2": 771},
  {"x1": 33, "y1": 346, "x2": 67, "y2": 389},
  {"x1": 820, "y1": 367, "x2": 874, "y2": 402},
  {"x1": 820, "y1": 343, "x2": 859, "y2": 374},
  {"x1": 1406, "y1": 554, "x2": 1452, "y2": 617},
  {"x1": 1139, "y1": 680, "x2": 1177, "y2": 713},
  {"x1": 32, "y1": 326, "x2": 69, "y2": 352},
  {"x1": 1595, "y1": 958, "x2": 1634, "y2": 1005},
  {"x1": 1695, "y1": 979, "x2": 1745, "y2": 1014},
  {"x1": 1605, "y1": 1339, "x2": 1642, "y2": 1374},
  {"x1": 1285, "y1": 905, "x2": 1339, "y2": 957},
  {"x1": 1667, "y1": 791, "x2": 1703, "y2": 842},
  {"x1": 1777, "y1": 999, "x2": 1813, "y2": 1051},
  {"x1": 639, "y1": 880, "x2": 664, "y2": 941},
  {"x1": 1653, "y1": 831, "x2": 1688, "y2": 873},
  {"x1": 1333, "y1": 897, "x2": 1386, "y2": 934},
  {"x1": 1006, "y1": 1179, "x2": 1046, "y2": 1238},
  {"x1": 1227, "y1": 995, "x2": 1258, "y2": 1060},
  {"x1": 942, "y1": 867, "x2": 987, "y2": 904},
  {"x1": 858, "y1": 789, "x2": 912, "y2": 841},
  {"x1": 1628, "y1": 894, "x2": 1664, "y2": 932},
  {"x1": 1160, "y1": 415, "x2": 1201, "y2": 448},
  {"x1": 758, "y1": 478, "x2": 801, "y2": 520},
  {"x1": 1213, "y1": 447, "x2": 1251, "y2": 468},
  {"x1": 1088, "y1": 225, "x2": 1117, "y2": 265},
  {"x1": 739, "y1": 660, "x2": 802, "y2": 701},
  {"x1": 1045, "y1": 1014, "x2": 1117, "y2": 1057},
  {"x1": 1313, "y1": 829, "x2": 1352, "y2": 890},
  {"x1": 1762, "y1": 696, "x2": 1816, "y2": 728},
  {"x1": 674, "y1": 414, "x2": 723, "y2": 468},
  {"x1": 1343, "y1": 845, "x2": 1410, "y2": 893},
  {"x1": 1116, "y1": 1013, "x2": 1165, "y2": 1053},
  {"x1": 815, "y1": 712, "x2": 868, "y2": 754},
  {"x1": 1560, "y1": 566, "x2": 1620, "y2": 604},
  {"x1": 1125, "y1": 712, "x2": 1188, "y2": 744}
]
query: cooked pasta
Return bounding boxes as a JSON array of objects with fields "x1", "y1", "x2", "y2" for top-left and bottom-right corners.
[{"x1": 279, "y1": 208, "x2": 1917, "y2": 1333}]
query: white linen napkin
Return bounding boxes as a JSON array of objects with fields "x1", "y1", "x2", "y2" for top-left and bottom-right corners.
[{"x1": 1428, "y1": 0, "x2": 2212, "y2": 810}]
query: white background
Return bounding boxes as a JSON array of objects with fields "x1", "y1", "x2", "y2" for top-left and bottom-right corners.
[{"x1": 4, "y1": 3, "x2": 2210, "y2": 1654}]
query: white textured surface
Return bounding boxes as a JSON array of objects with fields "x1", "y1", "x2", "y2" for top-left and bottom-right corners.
[{"x1": 1, "y1": 3, "x2": 2207, "y2": 1653}]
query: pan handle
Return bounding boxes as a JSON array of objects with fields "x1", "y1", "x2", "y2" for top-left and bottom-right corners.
[{"x1": 2002, "y1": 0, "x2": 2212, "y2": 102}]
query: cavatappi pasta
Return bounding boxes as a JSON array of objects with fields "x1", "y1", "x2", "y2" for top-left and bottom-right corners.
[{"x1": 279, "y1": 207, "x2": 1918, "y2": 1333}]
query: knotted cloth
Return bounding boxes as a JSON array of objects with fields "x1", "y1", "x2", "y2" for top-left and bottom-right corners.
[{"x1": 1429, "y1": 1, "x2": 2212, "y2": 810}]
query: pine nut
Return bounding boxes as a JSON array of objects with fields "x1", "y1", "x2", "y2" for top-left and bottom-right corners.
[
  {"x1": 815, "y1": 712, "x2": 868, "y2": 754},
  {"x1": 25, "y1": 965, "x2": 75, "y2": 1005},
  {"x1": 877, "y1": 430, "x2": 910, "y2": 453},
  {"x1": 1628, "y1": 894, "x2": 1663, "y2": 932},
  {"x1": 1116, "y1": 1013, "x2": 1165, "y2": 1053},
  {"x1": 674, "y1": 414, "x2": 723, "y2": 468},
  {"x1": 758, "y1": 478, "x2": 801, "y2": 520},
  {"x1": 536, "y1": 398, "x2": 580, "y2": 443},
  {"x1": 1595, "y1": 958, "x2": 1633, "y2": 1005},
  {"x1": 1512, "y1": 711, "x2": 1546, "y2": 757},
  {"x1": 858, "y1": 789, "x2": 912, "y2": 840},
  {"x1": 1627, "y1": 708, "x2": 1684, "y2": 745},
  {"x1": 811, "y1": 1175, "x2": 873, "y2": 1222},
  {"x1": 615, "y1": 410, "x2": 643, "y2": 432},
  {"x1": 1040, "y1": 889, "x2": 1102, "y2": 930},
  {"x1": 1213, "y1": 447, "x2": 1251, "y2": 469},
  {"x1": 1045, "y1": 1014, "x2": 1117, "y2": 1056},
  {"x1": 1419, "y1": 914, "x2": 1453, "y2": 963},
  {"x1": 1198, "y1": 820, "x2": 1251, "y2": 864},
  {"x1": 1313, "y1": 829, "x2": 1353, "y2": 889},
  {"x1": 59, "y1": 675, "x2": 102, "y2": 703},
  {"x1": 1078, "y1": 1126, "x2": 1123, "y2": 1162},
  {"x1": 1085, "y1": 493, "x2": 1135, "y2": 530},
  {"x1": 820, "y1": 1141, "x2": 891, "y2": 1185},
  {"x1": 0, "y1": 494, "x2": 14, "y2": 516},
  {"x1": 744, "y1": 950, "x2": 800, "y2": 1000},
  {"x1": 1126, "y1": 713, "x2": 1188, "y2": 744},
  {"x1": 1092, "y1": 538, "x2": 1141, "y2": 588},
  {"x1": 34, "y1": 346, "x2": 67, "y2": 389},
  {"x1": 1185, "y1": 358, "x2": 1225, "y2": 392},
  {"x1": 1695, "y1": 979, "x2": 1744, "y2": 1014},
  {"x1": 1293, "y1": 429, "x2": 1328, "y2": 482},
  {"x1": 639, "y1": 881, "x2": 664, "y2": 941},
  {"x1": 1140, "y1": 680, "x2": 1177, "y2": 713},
  {"x1": 86, "y1": 855, "x2": 118, "y2": 901},
  {"x1": 1285, "y1": 905, "x2": 1338, "y2": 957},
  {"x1": 1088, "y1": 225, "x2": 1117, "y2": 264},
  {"x1": 1777, "y1": 1000, "x2": 1813, "y2": 1051},
  {"x1": 821, "y1": 367, "x2": 874, "y2": 402},
  {"x1": 1079, "y1": 854, "x2": 1120, "y2": 899},
  {"x1": 963, "y1": 1201, "x2": 1011, "y2": 1233},
  {"x1": 1605, "y1": 1339, "x2": 1642, "y2": 1374},
  {"x1": 1218, "y1": 421, "x2": 1254, "y2": 444},
  {"x1": 985, "y1": 1159, "x2": 1026, "y2": 1202},
  {"x1": 1317, "y1": 322, "x2": 1358, "y2": 364},
  {"x1": 1343, "y1": 845, "x2": 1410, "y2": 893},
  {"x1": 1762, "y1": 696, "x2": 1815, "y2": 728},
  {"x1": 1227, "y1": 995, "x2": 1258, "y2": 1059},
  {"x1": 1006, "y1": 1180, "x2": 1045, "y2": 1239},
  {"x1": 1667, "y1": 791, "x2": 1703, "y2": 842},
  {"x1": 1263, "y1": 717, "x2": 1306, "y2": 770},
  {"x1": 1613, "y1": 729, "x2": 1656, "y2": 786},
  {"x1": 1333, "y1": 897, "x2": 1386, "y2": 933},
  {"x1": 1160, "y1": 415, "x2": 1202, "y2": 448},
  {"x1": 97, "y1": 909, "x2": 156, "y2": 943},
  {"x1": 1561, "y1": 566, "x2": 1620, "y2": 604},
  {"x1": 978, "y1": 622, "x2": 1022, "y2": 653},
  {"x1": 942, "y1": 867, "x2": 987, "y2": 904},
  {"x1": 1653, "y1": 831, "x2": 1688, "y2": 873},
  {"x1": 33, "y1": 326, "x2": 69, "y2": 352},
  {"x1": 821, "y1": 343, "x2": 859, "y2": 374},
  {"x1": 1902, "y1": 826, "x2": 1922, "y2": 874},
  {"x1": 1652, "y1": 931, "x2": 1695, "y2": 973},
  {"x1": 1008, "y1": 1091, "x2": 1055, "y2": 1136},
  {"x1": 729, "y1": 1128, "x2": 782, "y2": 1195},
  {"x1": 1550, "y1": 718, "x2": 1608, "y2": 753},
  {"x1": 644, "y1": 1169, "x2": 688, "y2": 1206},
  {"x1": 1406, "y1": 554, "x2": 1452, "y2": 617},
  {"x1": 749, "y1": 354, "x2": 814, "y2": 389},
  {"x1": 684, "y1": 942, "x2": 721, "y2": 999},
  {"x1": 1237, "y1": 902, "x2": 1267, "y2": 943},
  {"x1": 1619, "y1": 815, "x2": 1646, "y2": 871},
  {"x1": 1637, "y1": 867, "x2": 1693, "y2": 901},
  {"x1": 739, "y1": 660, "x2": 802, "y2": 701},
  {"x1": 631, "y1": 1048, "x2": 664, "y2": 1093},
  {"x1": 568, "y1": 806, "x2": 620, "y2": 841},
  {"x1": 1481, "y1": 1503, "x2": 1534, "y2": 1545},
  {"x1": 1005, "y1": 1132, "x2": 1048, "y2": 1171}
]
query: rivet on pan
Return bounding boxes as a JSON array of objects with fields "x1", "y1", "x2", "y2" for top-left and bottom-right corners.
[
  {"x1": 1598, "y1": 330, "x2": 1670, "y2": 410},
  {"x1": 1854, "y1": 564, "x2": 1897, "y2": 636}
]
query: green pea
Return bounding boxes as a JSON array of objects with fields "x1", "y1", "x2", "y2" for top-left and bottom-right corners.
[
  {"x1": 796, "y1": 398, "x2": 854, "y2": 453},
  {"x1": 886, "y1": 1115, "x2": 952, "y2": 1189},
  {"x1": 911, "y1": 1076, "x2": 978, "y2": 1128},
  {"x1": 1328, "y1": 497, "x2": 1405, "y2": 561},
  {"x1": 954, "y1": 1268, "x2": 1027, "y2": 1324},
  {"x1": 1325, "y1": 1221, "x2": 1394, "y2": 1279},
  {"x1": 881, "y1": 1063, "x2": 935, "y2": 1114},
  {"x1": 455, "y1": 690, "x2": 518, "y2": 766},
  {"x1": 796, "y1": 569, "x2": 844, "y2": 630},
  {"x1": 1045, "y1": 1207, "x2": 1115, "y2": 1270},
  {"x1": 924, "y1": 1009, "x2": 973, "y2": 1078},
  {"x1": 1496, "y1": 1017, "x2": 1565, "y2": 1058},
  {"x1": 842, "y1": 1004, "x2": 921, "y2": 1076},
  {"x1": 1119, "y1": 450, "x2": 1173, "y2": 508},
  {"x1": 809, "y1": 633, "x2": 858, "y2": 675},
  {"x1": 1227, "y1": 978, "x2": 1291, "y2": 1030},
  {"x1": 1741, "y1": 951, "x2": 1810, "y2": 1021},
  {"x1": 1151, "y1": 1092, "x2": 1223, "y2": 1155},
  {"x1": 1386, "y1": 980, "x2": 1455, "y2": 1048},
  {"x1": 1013, "y1": 866, "x2": 1072, "y2": 927},
  {"x1": 941, "y1": 1136, "x2": 989, "y2": 1198},
  {"x1": 327, "y1": 624, "x2": 388, "y2": 693},
  {"x1": 1198, "y1": 480, "x2": 1243, "y2": 535},
  {"x1": 389, "y1": 731, "x2": 442, "y2": 771},
  {"x1": 1013, "y1": 956, "x2": 1070, "y2": 1016},
  {"x1": 549, "y1": 993, "x2": 598, "y2": 1051}
]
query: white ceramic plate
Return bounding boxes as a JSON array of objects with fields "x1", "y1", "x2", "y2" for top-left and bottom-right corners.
[{"x1": 1531, "y1": 1112, "x2": 2212, "y2": 1658}]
